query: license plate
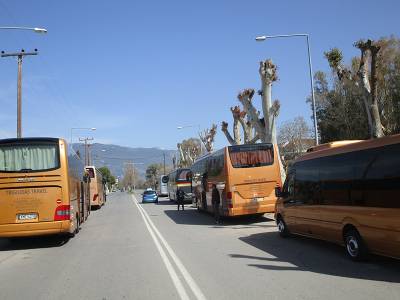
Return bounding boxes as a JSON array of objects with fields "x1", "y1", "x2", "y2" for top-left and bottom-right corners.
[
  {"x1": 17, "y1": 213, "x2": 38, "y2": 221},
  {"x1": 252, "y1": 197, "x2": 263, "y2": 202}
]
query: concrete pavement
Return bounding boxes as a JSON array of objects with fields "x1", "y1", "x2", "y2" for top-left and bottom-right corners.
[{"x1": 0, "y1": 191, "x2": 399, "y2": 300}]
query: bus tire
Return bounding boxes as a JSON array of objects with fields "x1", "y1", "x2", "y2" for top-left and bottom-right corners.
[
  {"x1": 75, "y1": 214, "x2": 80, "y2": 234},
  {"x1": 276, "y1": 216, "x2": 290, "y2": 238},
  {"x1": 69, "y1": 216, "x2": 79, "y2": 237},
  {"x1": 344, "y1": 228, "x2": 368, "y2": 261}
]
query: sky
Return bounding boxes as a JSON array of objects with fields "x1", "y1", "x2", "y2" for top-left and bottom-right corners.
[{"x1": 0, "y1": 0, "x2": 399, "y2": 150}]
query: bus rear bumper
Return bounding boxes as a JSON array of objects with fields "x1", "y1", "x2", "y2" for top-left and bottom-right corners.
[
  {"x1": 0, "y1": 220, "x2": 70, "y2": 238},
  {"x1": 228, "y1": 203, "x2": 276, "y2": 216}
]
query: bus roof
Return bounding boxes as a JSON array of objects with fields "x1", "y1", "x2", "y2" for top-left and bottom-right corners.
[
  {"x1": 0, "y1": 137, "x2": 61, "y2": 144},
  {"x1": 298, "y1": 134, "x2": 400, "y2": 162}
]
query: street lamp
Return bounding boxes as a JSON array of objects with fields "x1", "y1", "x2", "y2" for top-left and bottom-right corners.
[
  {"x1": 0, "y1": 26, "x2": 47, "y2": 138},
  {"x1": 255, "y1": 33, "x2": 319, "y2": 145},
  {"x1": 0, "y1": 26, "x2": 47, "y2": 33},
  {"x1": 70, "y1": 127, "x2": 96, "y2": 144}
]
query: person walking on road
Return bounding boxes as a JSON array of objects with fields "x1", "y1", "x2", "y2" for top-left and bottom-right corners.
[
  {"x1": 177, "y1": 188, "x2": 185, "y2": 211},
  {"x1": 211, "y1": 184, "x2": 221, "y2": 224}
]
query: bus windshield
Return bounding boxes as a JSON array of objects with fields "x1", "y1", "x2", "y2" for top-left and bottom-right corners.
[
  {"x1": 228, "y1": 144, "x2": 274, "y2": 168},
  {"x1": 0, "y1": 142, "x2": 60, "y2": 172}
]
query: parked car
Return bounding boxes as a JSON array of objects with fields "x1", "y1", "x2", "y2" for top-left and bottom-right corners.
[{"x1": 142, "y1": 190, "x2": 158, "y2": 203}]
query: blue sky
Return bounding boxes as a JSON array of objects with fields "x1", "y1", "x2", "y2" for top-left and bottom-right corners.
[{"x1": 0, "y1": 0, "x2": 399, "y2": 150}]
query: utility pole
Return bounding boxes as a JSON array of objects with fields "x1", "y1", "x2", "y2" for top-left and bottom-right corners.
[
  {"x1": 79, "y1": 137, "x2": 94, "y2": 165},
  {"x1": 163, "y1": 152, "x2": 166, "y2": 175},
  {"x1": 1, "y1": 49, "x2": 38, "y2": 138}
]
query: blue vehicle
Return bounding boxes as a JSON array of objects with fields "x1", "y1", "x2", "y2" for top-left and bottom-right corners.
[{"x1": 142, "y1": 190, "x2": 158, "y2": 204}]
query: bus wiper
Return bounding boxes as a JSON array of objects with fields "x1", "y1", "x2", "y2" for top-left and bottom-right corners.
[{"x1": 19, "y1": 168, "x2": 33, "y2": 172}]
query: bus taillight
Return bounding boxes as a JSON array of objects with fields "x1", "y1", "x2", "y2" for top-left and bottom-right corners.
[
  {"x1": 93, "y1": 194, "x2": 98, "y2": 201},
  {"x1": 54, "y1": 205, "x2": 70, "y2": 221}
]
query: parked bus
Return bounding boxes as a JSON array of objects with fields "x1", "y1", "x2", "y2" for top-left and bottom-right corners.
[
  {"x1": 0, "y1": 137, "x2": 89, "y2": 238},
  {"x1": 157, "y1": 175, "x2": 168, "y2": 197},
  {"x1": 85, "y1": 166, "x2": 105, "y2": 209},
  {"x1": 167, "y1": 168, "x2": 193, "y2": 202},
  {"x1": 275, "y1": 135, "x2": 400, "y2": 260},
  {"x1": 191, "y1": 143, "x2": 282, "y2": 216}
]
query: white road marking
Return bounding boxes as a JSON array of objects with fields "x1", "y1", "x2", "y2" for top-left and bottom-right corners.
[
  {"x1": 132, "y1": 195, "x2": 190, "y2": 300},
  {"x1": 132, "y1": 195, "x2": 207, "y2": 300}
]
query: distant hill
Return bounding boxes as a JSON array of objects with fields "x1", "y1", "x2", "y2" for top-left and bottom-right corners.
[{"x1": 72, "y1": 143, "x2": 176, "y2": 179}]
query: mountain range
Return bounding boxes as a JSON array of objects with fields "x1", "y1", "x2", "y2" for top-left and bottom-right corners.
[{"x1": 72, "y1": 143, "x2": 176, "y2": 179}]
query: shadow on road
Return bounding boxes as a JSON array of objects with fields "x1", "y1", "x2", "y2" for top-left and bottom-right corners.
[
  {"x1": 164, "y1": 208, "x2": 276, "y2": 229},
  {"x1": 153, "y1": 199, "x2": 176, "y2": 206},
  {"x1": 232, "y1": 231, "x2": 400, "y2": 283},
  {"x1": 0, "y1": 235, "x2": 69, "y2": 251}
]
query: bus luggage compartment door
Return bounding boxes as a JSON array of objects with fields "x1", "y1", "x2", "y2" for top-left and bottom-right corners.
[{"x1": 0, "y1": 186, "x2": 63, "y2": 225}]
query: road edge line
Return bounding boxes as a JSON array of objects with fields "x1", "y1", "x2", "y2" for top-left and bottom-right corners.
[
  {"x1": 132, "y1": 195, "x2": 190, "y2": 300},
  {"x1": 133, "y1": 195, "x2": 207, "y2": 300}
]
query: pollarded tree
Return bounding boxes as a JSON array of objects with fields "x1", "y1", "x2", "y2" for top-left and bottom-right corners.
[
  {"x1": 221, "y1": 106, "x2": 258, "y2": 145},
  {"x1": 177, "y1": 138, "x2": 202, "y2": 168},
  {"x1": 325, "y1": 39, "x2": 384, "y2": 138},
  {"x1": 236, "y1": 59, "x2": 285, "y2": 181},
  {"x1": 236, "y1": 60, "x2": 281, "y2": 145},
  {"x1": 199, "y1": 124, "x2": 217, "y2": 152}
]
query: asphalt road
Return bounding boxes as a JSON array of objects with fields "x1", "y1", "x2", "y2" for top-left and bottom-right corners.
[{"x1": 0, "y1": 191, "x2": 399, "y2": 300}]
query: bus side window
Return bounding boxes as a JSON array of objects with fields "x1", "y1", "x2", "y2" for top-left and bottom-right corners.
[{"x1": 287, "y1": 172, "x2": 295, "y2": 197}]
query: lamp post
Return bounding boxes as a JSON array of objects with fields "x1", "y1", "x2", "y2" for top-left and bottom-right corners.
[
  {"x1": 255, "y1": 33, "x2": 319, "y2": 145},
  {"x1": 177, "y1": 124, "x2": 201, "y2": 138},
  {"x1": 0, "y1": 27, "x2": 47, "y2": 33},
  {"x1": 0, "y1": 26, "x2": 47, "y2": 138}
]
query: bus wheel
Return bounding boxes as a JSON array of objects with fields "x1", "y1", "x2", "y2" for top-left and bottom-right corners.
[
  {"x1": 75, "y1": 215, "x2": 80, "y2": 234},
  {"x1": 344, "y1": 228, "x2": 368, "y2": 261},
  {"x1": 276, "y1": 216, "x2": 290, "y2": 238}
]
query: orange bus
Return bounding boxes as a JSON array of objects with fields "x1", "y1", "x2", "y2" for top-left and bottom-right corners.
[
  {"x1": 275, "y1": 135, "x2": 400, "y2": 260},
  {"x1": 85, "y1": 166, "x2": 105, "y2": 209},
  {"x1": 191, "y1": 143, "x2": 282, "y2": 217},
  {"x1": 0, "y1": 137, "x2": 90, "y2": 238}
]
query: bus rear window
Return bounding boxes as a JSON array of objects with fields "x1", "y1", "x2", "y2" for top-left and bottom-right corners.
[
  {"x1": 229, "y1": 144, "x2": 274, "y2": 168},
  {"x1": 0, "y1": 143, "x2": 60, "y2": 172},
  {"x1": 86, "y1": 167, "x2": 95, "y2": 178},
  {"x1": 176, "y1": 169, "x2": 191, "y2": 182}
]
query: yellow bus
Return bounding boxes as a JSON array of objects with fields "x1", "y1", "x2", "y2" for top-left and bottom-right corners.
[
  {"x1": 0, "y1": 137, "x2": 89, "y2": 238},
  {"x1": 191, "y1": 143, "x2": 282, "y2": 217},
  {"x1": 275, "y1": 134, "x2": 400, "y2": 260},
  {"x1": 85, "y1": 166, "x2": 105, "y2": 209}
]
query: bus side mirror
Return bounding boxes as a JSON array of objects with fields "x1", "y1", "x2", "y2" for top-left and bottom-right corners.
[{"x1": 275, "y1": 187, "x2": 287, "y2": 198}]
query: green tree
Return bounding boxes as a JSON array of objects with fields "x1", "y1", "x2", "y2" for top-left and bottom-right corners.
[
  {"x1": 313, "y1": 36, "x2": 400, "y2": 143},
  {"x1": 98, "y1": 166, "x2": 116, "y2": 189},
  {"x1": 145, "y1": 163, "x2": 162, "y2": 189}
]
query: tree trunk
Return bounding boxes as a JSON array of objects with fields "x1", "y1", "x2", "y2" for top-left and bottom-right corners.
[
  {"x1": 370, "y1": 45, "x2": 384, "y2": 138},
  {"x1": 237, "y1": 89, "x2": 266, "y2": 140},
  {"x1": 221, "y1": 122, "x2": 237, "y2": 145},
  {"x1": 261, "y1": 81, "x2": 272, "y2": 142}
]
